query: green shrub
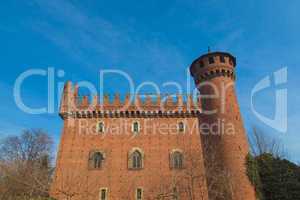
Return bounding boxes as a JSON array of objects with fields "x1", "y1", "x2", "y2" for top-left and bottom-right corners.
[
  {"x1": 247, "y1": 153, "x2": 300, "y2": 200},
  {"x1": 246, "y1": 153, "x2": 264, "y2": 200}
]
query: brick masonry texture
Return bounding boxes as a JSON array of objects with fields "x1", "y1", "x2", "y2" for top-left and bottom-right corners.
[{"x1": 51, "y1": 51, "x2": 256, "y2": 200}]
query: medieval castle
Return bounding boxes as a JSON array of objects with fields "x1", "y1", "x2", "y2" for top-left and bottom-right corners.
[{"x1": 51, "y1": 51, "x2": 256, "y2": 200}]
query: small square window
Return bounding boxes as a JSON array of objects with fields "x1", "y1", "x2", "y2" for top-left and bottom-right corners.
[
  {"x1": 220, "y1": 56, "x2": 225, "y2": 63},
  {"x1": 208, "y1": 57, "x2": 214, "y2": 64}
]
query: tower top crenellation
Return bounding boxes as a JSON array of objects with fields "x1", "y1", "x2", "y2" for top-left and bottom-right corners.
[{"x1": 190, "y1": 51, "x2": 236, "y2": 84}]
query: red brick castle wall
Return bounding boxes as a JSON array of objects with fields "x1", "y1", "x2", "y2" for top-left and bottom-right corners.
[
  {"x1": 51, "y1": 51, "x2": 255, "y2": 200},
  {"x1": 51, "y1": 84, "x2": 208, "y2": 200}
]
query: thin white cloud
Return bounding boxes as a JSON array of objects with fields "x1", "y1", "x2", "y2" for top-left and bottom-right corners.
[{"x1": 28, "y1": 0, "x2": 186, "y2": 75}]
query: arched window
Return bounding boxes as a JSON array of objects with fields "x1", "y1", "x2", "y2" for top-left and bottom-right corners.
[
  {"x1": 178, "y1": 122, "x2": 185, "y2": 133},
  {"x1": 97, "y1": 122, "x2": 105, "y2": 133},
  {"x1": 132, "y1": 121, "x2": 140, "y2": 133},
  {"x1": 89, "y1": 151, "x2": 104, "y2": 169},
  {"x1": 132, "y1": 150, "x2": 142, "y2": 168},
  {"x1": 129, "y1": 149, "x2": 143, "y2": 169},
  {"x1": 170, "y1": 151, "x2": 183, "y2": 169}
]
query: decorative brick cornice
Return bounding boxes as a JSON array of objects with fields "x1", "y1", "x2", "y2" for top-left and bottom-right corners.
[
  {"x1": 194, "y1": 67, "x2": 235, "y2": 84},
  {"x1": 60, "y1": 109, "x2": 201, "y2": 119}
]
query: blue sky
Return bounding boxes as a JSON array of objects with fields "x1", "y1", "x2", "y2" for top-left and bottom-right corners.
[{"x1": 0, "y1": 0, "x2": 299, "y2": 162}]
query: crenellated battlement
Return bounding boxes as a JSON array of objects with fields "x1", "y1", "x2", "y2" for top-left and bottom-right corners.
[
  {"x1": 190, "y1": 51, "x2": 236, "y2": 84},
  {"x1": 60, "y1": 81, "x2": 201, "y2": 118}
]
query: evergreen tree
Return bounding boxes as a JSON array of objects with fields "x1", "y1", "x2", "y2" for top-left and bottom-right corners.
[{"x1": 247, "y1": 153, "x2": 300, "y2": 200}]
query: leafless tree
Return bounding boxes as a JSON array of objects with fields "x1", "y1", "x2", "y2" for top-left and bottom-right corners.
[
  {"x1": 150, "y1": 174, "x2": 181, "y2": 200},
  {"x1": 150, "y1": 148, "x2": 231, "y2": 200},
  {"x1": 199, "y1": 141, "x2": 234, "y2": 200},
  {"x1": 51, "y1": 170, "x2": 97, "y2": 200},
  {"x1": 248, "y1": 127, "x2": 286, "y2": 158},
  {"x1": 0, "y1": 129, "x2": 54, "y2": 200}
]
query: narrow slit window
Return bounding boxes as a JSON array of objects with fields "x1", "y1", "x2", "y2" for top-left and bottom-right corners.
[
  {"x1": 208, "y1": 57, "x2": 214, "y2": 64},
  {"x1": 136, "y1": 188, "x2": 143, "y2": 200},
  {"x1": 171, "y1": 151, "x2": 183, "y2": 169},
  {"x1": 98, "y1": 122, "x2": 105, "y2": 133},
  {"x1": 100, "y1": 188, "x2": 108, "y2": 200},
  {"x1": 132, "y1": 121, "x2": 140, "y2": 133},
  {"x1": 220, "y1": 55, "x2": 225, "y2": 63},
  {"x1": 178, "y1": 122, "x2": 185, "y2": 133}
]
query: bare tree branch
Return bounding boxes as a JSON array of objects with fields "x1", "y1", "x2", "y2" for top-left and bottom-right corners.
[{"x1": 0, "y1": 129, "x2": 54, "y2": 200}]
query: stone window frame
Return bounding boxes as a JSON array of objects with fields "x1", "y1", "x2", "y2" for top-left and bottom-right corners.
[
  {"x1": 88, "y1": 150, "x2": 105, "y2": 170},
  {"x1": 135, "y1": 187, "x2": 144, "y2": 200},
  {"x1": 170, "y1": 149, "x2": 184, "y2": 170},
  {"x1": 128, "y1": 147, "x2": 144, "y2": 170},
  {"x1": 99, "y1": 187, "x2": 108, "y2": 200},
  {"x1": 132, "y1": 121, "x2": 141, "y2": 134},
  {"x1": 177, "y1": 121, "x2": 186, "y2": 133},
  {"x1": 97, "y1": 121, "x2": 105, "y2": 133}
]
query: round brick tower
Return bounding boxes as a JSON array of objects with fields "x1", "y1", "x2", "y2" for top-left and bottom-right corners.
[{"x1": 190, "y1": 51, "x2": 256, "y2": 200}]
